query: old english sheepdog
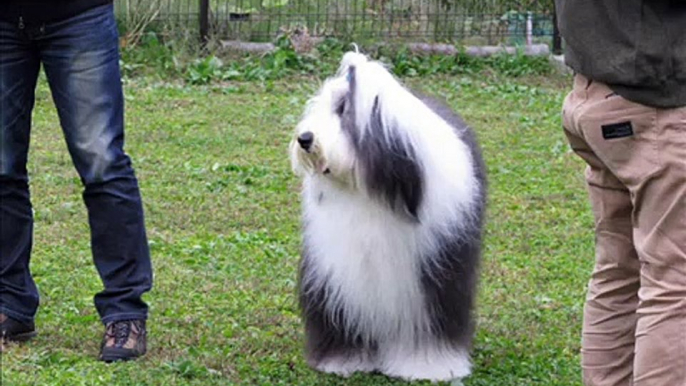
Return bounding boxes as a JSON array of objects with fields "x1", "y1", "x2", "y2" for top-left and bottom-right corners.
[{"x1": 289, "y1": 50, "x2": 487, "y2": 383}]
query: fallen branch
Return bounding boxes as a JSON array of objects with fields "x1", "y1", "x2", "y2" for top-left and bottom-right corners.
[
  {"x1": 463, "y1": 44, "x2": 550, "y2": 57},
  {"x1": 220, "y1": 41, "x2": 276, "y2": 54}
]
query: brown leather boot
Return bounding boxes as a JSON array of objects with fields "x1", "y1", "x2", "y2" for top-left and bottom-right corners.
[
  {"x1": 99, "y1": 319, "x2": 147, "y2": 362},
  {"x1": 0, "y1": 313, "x2": 37, "y2": 342}
]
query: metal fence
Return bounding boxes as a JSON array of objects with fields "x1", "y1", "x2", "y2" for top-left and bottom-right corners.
[{"x1": 114, "y1": 0, "x2": 558, "y2": 47}]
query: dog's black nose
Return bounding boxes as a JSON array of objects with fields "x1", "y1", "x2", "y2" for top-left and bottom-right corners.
[{"x1": 297, "y1": 131, "x2": 314, "y2": 150}]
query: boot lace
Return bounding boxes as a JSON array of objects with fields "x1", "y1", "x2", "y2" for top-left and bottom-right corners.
[{"x1": 106, "y1": 321, "x2": 133, "y2": 348}]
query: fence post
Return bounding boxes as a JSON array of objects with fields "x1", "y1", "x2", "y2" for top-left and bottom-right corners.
[
  {"x1": 200, "y1": 0, "x2": 210, "y2": 45},
  {"x1": 552, "y1": 8, "x2": 562, "y2": 55}
]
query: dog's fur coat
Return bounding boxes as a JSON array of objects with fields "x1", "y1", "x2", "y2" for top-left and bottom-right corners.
[{"x1": 289, "y1": 51, "x2": 487, "y2": 382}]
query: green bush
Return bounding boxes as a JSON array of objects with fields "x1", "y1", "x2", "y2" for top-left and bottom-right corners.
[{"x1": 120, "y1": 32, "x2": 554, "y2": 84}]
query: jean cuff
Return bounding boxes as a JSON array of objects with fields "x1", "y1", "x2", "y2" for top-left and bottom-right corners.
[
  {"x1": 101, "y1": 312, "x2": 148, "y2": 325},
  {"x1": 0, "y1": 306, "x2": 35, "y2": 325}
]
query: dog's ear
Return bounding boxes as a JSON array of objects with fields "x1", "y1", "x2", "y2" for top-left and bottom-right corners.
[
  {"x1": 347, "y1": 65, "x2": 355, "y2": 85},
  {"x1": 359, "y1": 97, "x2": 424, "y2": 221},
  {"x1": 339, "y1": 63, "x2": 424, "y2": 220},
  {"x1": 338, "y1": 65, "x2": 359, "y2": 144}
]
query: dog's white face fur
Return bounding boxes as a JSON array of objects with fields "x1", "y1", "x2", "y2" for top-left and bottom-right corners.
[
  {"x1": 289, "y1": 73, "x2": 355, "y2": 184},
  {"x1": 289, "y1": 52, "x2": 399, "y2": 188}
]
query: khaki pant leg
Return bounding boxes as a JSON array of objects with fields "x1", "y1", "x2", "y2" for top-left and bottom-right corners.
[
  {"x1": 574, "y1": 78, "x2": 686, "y2": 386},
  {"x1": 563, "y1": 76, "x2": 640, "y2": 386},
  {"x1": 631, "y1": 107, "x2": 686, "y2": 386}
]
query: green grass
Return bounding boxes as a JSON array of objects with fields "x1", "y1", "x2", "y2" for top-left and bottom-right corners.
[{"x1": 1, "y1": 63, "x2": 592, "y2": 385}]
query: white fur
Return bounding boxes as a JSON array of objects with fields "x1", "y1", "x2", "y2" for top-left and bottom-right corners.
[
  {"x1": 381, "y1": 341, "x2": 471, "y2": 382},
  {"x1": 313, "y1": 350, "x2": 378, "y2": 377},
  {"x1": 290, "y1": 51, "x2": 481, "y2": 382},
  {"x1": 289, "y1": 75, "x2": 357, "y2": 185},
  {"x1": 300, "y1": 176, "x2": 430, "y2": 342}
]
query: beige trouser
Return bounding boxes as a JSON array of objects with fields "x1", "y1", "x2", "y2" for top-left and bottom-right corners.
[{"x1": 562, "y1": 74, "x2": 686, "y2": 386}]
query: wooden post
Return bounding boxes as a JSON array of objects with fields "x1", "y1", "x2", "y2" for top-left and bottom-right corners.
[{"x1": 200, "y1": 0, "x2": 210, "y2": 45}]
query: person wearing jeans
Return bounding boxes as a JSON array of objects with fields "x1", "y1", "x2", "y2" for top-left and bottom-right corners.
[
  {"x1": 0, "y1": 1, "x2": 153, "y2": 362},
  {"x1": 556, "y1": 1, "x2": 686, "y2": 385}
]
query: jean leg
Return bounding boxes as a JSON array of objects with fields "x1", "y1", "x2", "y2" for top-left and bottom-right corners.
[
  {"x1": 37, "y1": 4, "x2": 152, "y2": 323},
  {"x1": 0, "y1": 20, "x2": 41, "y2": 324}
]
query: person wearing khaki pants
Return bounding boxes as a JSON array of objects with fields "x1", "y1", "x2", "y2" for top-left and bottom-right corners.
[
  {"x1": 563, "y1": 73, "x2": 686, "y2": 385},
  {"x1": 556, "y1": 1, "x2": 686, "y2": 385}
]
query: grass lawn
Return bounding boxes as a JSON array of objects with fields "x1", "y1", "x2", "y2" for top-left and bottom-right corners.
[{"x1": 1, "y1": 65, "x2": 593, "y2": 385}]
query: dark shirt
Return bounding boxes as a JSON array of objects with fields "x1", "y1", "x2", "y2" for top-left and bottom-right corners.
[
  {"x1": 0, "y1": 0, "x2": 112, "y2": 24},
  {"x1": 555, "y1": 0, "x2": 686, "y2": 108}
]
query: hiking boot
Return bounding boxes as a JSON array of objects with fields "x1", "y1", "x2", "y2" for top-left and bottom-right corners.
[
  {"x1": 0, "y1": 313, "x2": 37, "y2": 342},
  {"x1": 99, "y1": 319, "x2": 147, "y2": 362}
]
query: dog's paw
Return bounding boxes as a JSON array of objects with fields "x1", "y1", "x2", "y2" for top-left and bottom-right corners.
[
  {"x1": 311, "y1": 354, "x2": 377, "y2": 377},
  {"x1": 380, "y1": 345, "x2": 471, "y2": 383}
]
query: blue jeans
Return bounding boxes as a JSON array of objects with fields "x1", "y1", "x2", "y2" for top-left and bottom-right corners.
[{"x1": 0, "y1": 4, "x2": 152, "y2": 325}]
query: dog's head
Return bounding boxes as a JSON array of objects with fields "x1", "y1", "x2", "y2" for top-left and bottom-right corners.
[
  {"x1": 289, "y1": 52, "x2": 366, "y2": 182},
  {"x1": 289, "y1": 51, "x2": 425, "y2": 219}
]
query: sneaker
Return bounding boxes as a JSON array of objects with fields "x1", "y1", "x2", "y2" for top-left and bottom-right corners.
[
  {"x1": 99, "y1": 319, "x2": 147, "y2": 362},
  {"x1": 0, "y1": 313, "x2": 37, "y2": 342}
]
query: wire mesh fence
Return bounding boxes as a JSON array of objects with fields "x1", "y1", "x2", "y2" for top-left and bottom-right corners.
[{"x1": 115, "y1": 0, "x2": 557, "y2": 46}]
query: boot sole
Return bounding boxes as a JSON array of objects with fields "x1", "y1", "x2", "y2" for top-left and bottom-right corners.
[
  {"x1": 3, "y1": 330, "x2": 37, "y2": 343},
  {"x1": 99, "y1": 348, "x2": 146, "y2": 363},
  {"x1": 100, "y1": 354, "x2": 135, "y2": 363}
]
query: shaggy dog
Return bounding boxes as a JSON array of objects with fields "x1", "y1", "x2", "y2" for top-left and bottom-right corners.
[{"x1": 289, "y1": 50, "x2": 487, "y2": 383}]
